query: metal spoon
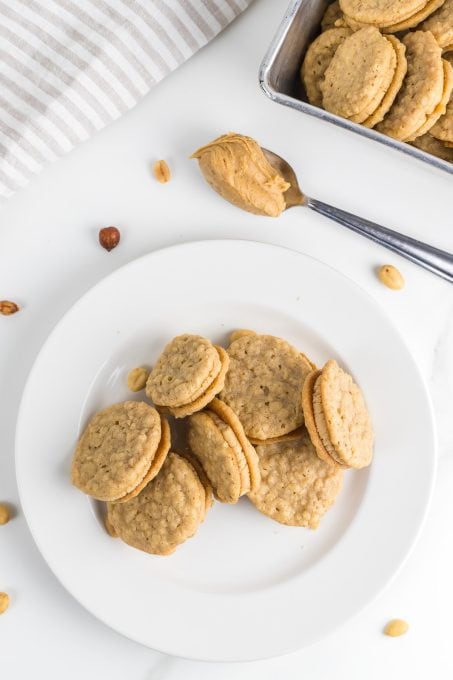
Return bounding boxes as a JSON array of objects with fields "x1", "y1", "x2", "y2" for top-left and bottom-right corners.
[{"x1": 263, "y1": 148, "x2": 453, "y2": 283}]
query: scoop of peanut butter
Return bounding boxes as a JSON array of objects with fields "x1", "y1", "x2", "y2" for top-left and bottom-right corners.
[{"x1": 191, "y1": 133, "x2": 290, "y2": 217}]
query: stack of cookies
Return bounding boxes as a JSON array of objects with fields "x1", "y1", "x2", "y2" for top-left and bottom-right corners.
[
  {"x1": 71, "y1": 330, "x2": 374, "y2": 556},
  {"x1": 188, "y1": 398, "x2": 261, "y2": 503},
  {"x1": 71, "y1": 401, "x2": 171, "y2": 502},
  {"x1": 412, "y1": 50, "x2": 453, "y2": 158},
  {"x1": 145, "y1": 334, "x2": 230, "y2": 418},
  {"x1": 302, "y1": 361, "x2": 374, "y2": 468},
  {"x1": 301, "y1": 0, "x2": 453, "y2": 162}
]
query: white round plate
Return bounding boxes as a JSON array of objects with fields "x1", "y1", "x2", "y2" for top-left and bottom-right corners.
[{"x1": 16, "y1": 240, "x2": 436, "y2": 661}]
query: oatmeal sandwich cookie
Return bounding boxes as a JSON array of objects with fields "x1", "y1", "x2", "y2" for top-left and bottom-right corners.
[
  {"x1": 180, "y1": 449, "x2": 214, "y2": 518},
  {"x1": 220, "y1": 333, "x2": 312, "y2": 440},
  {"x1": 107, "y1": 452, "x2": 206, "y2": 555},
  {"x1": 376, "y1": 31, "x2": 445, "y2": 141},
  {"x1": 302, "y1": 369, "x2": 347, "y2": 468},
  {"x1": 411, "y1": 131, "x2": 453, "y2": 159},
  {"x1": 420, "y1": 0, "x2": 453, "y2": 50},
  {"x1": 404, "y1": 57, "x2": 453, "y2": 141},
  {"x1": 207, "y1": 398, "x2": 261, "y2": 492},
  {"x1": 382, "y1": 0, "x2": 446, "y2": 33},
  {"x1": 188, "y1": 399, "x2": 260, "y2": 503},
  {"x1": 248, "y1": 431, "x2": 344, "y2": 529},
  {"x1": 339, "y1": 0, "x2": 433, "y2": 28},
  {"x1": 146, "y1": 334, "x2": 229, "y2": 417},
  {"x1": 430, "y1": 55, "x2": 453, "y2": 143},
  {"x1": 248, "y1": 427, "x2": 307, "y2": 447},
  {"x1": 303, "y1": 360, "x2": 374, "y2": 469},
  {"x1": 362, "y1": 35, "x2": 407, "y2": 128},
  {"x1": 71, "y1": 401, "x2": 170, "y2": 502},
  {"x1": 301, "y1": 27, "x2": 352, "y2": 107},
  {"x1": 164, "y1": 346, "x2": 230, "y2": 418},
  {"x1": 228, "y1": 328, "x2": 258, "y2": 343},
  {"x1": 321, "y1": 27, "x2": 401, "y2": 124},
  {"x1": 340, "y1": 0, "x2": 447, "y2": 33},
  {"x1": 321, "y1": 1, "x2": 344, "y2": 30}
]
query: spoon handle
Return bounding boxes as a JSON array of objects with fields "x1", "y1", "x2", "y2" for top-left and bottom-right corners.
[{"x1": 306, "y1": 197, "x2": 453, "y2": 283}]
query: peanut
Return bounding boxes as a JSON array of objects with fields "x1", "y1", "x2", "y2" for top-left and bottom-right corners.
[
  {"x1": 384, "y1": 619, "x2": 409, "y2": 637},
  {"x1": 0, "y1": 504, "x2": 11, "y2": 525},
  {"x1": 0, "y1": 592, "x2": 10, "y2": 614},
  {"x1": 153, "y1": 159, "x2": 171, "y2": 183},
  {"x1": 378, "y1": 265, "x2": 405, "y2": 290}
]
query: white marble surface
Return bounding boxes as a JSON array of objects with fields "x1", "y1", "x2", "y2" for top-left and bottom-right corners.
[{"x1": 1, "y1": 1, "x2": 452, "y2": 677}]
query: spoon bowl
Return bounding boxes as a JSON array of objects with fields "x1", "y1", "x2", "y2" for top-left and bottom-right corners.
[{"x1": 262, "y1": 148, "x2": 306, "y2": 208}]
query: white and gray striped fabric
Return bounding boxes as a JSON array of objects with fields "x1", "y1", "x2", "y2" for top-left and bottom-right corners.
[{"x1": 0, "y1": 0, "x2": 251, "y2": 198}]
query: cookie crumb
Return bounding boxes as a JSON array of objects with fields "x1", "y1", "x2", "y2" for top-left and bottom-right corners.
[{"x1": 127, "y1": 367, "x2": 149, "y2": 392}]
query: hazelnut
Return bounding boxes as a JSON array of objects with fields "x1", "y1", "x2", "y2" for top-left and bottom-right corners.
[
  {"x1": 0, "y1": 300, "x2": 19, "y2": 316},
  {"x1": 99, "y1": 226, "x2": 120, "y2": 252}
]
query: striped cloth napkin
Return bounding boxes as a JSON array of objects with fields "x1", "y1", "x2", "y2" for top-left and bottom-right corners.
[{"x1": 0, "y1": 0, "x2": 251, "y2": 198}]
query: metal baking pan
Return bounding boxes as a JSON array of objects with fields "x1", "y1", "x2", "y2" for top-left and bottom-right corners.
[{"x1": 259, "y1": 0, "x2": 453, "y2": 176}]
